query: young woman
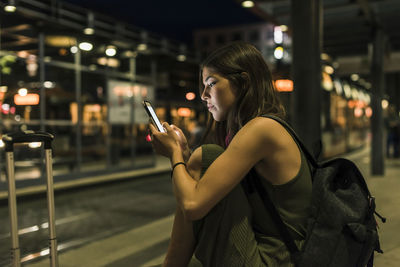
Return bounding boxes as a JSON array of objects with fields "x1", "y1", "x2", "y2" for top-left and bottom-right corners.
[{"x1": 149, "y1": 42, "x2": 312, "y2": 266}]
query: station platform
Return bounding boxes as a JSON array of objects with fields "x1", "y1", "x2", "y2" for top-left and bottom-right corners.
[{"x1": 9, "y1": 146, "x2": 400, "y2": 267}]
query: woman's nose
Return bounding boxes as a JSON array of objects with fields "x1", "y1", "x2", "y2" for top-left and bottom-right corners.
[{"x1": 201, "y1": 88, "x2": 208, "y2": 100}]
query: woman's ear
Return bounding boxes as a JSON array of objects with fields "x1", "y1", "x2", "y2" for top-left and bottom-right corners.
[
  {"x1": 240, "y1": 72, "x2": 250, "y2": 81},
  {"x1": 240, "y1": 72, "x2": 250, "y2": 88}
]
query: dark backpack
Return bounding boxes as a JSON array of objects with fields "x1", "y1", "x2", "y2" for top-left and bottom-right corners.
[{"x1": 243, "y1": 115, "x2": 385, "y2": 267}]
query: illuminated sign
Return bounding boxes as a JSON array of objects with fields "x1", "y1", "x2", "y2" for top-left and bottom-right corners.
[
  {"x1": 14, "y1": 93, "x2": 40, "y2": 105},
  {"x1": 275, "y1": 79, "x2": 293, "y2": 92},
  {"x1": 186, "y1": 92, "x2": 196, "y2": 101},
  {"x1": 177, "y1": 107, "x2": 191, "y2": 117}
]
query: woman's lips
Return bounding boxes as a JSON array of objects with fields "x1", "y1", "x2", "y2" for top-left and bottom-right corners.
[{"x1": 207, "y1": 105, "x2": 214, "y2": 111}]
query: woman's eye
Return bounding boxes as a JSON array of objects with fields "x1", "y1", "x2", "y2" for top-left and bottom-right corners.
[{"x1": 208, "y1": 81, "x2": 216, "y2": 87}]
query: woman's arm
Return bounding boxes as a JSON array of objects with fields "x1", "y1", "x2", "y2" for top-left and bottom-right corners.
[
  {"x1": 163, "y1": 148, "x2": 202, "y2": 267},
  {"x1": 150, "y1": 117, "x2": 293, "y2": 220},
  {"x1": 169, "y1": 119, "x2": 267, "y2": 220}
]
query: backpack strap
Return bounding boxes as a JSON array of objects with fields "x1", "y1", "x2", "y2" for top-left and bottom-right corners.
[
  {"x1": 260, "y1": 114, "x2": 319, "y2": 169},
  {"x1": 243, "y1": 115, "x2": 315, "y2": 262},
  {"x1": 246, "y1": 169, "x2": 301, "y2": 261}
]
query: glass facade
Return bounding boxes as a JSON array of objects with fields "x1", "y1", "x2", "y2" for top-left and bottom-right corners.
[
  {"x1": 0, "y1": 0, "x2": 374, "y2": 188},
  {"x1": 0, "y1": 1, "x2": 202, "y2": 186}
]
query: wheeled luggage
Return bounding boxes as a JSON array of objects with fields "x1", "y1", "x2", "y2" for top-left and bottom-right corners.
[{"x1": 2, "y1": 130, "x2": 58, "y2": 267}]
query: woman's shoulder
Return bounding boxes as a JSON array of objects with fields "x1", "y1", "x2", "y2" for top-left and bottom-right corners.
[
  {"x1": 234, "y1": 116, "x2": 296, "y2": 155},
  {"x1": 243, "y1": 116, "x2": 290, "y2": 141},
  {"x1": 247, "y1": 116, "x2": 285, "y2": 127}
]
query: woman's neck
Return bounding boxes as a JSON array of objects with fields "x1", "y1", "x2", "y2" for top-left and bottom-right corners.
[{"x1": 225, "y1": 131, "x2": 232, "y2": 147}]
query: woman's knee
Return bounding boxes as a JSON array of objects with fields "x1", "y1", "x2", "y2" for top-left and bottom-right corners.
[
  {"x1": 187, "y1": 147, "x2": 203, "y2": 181},
  {"x1": 187, "y1": 144, "x2": 225, "y2": 181},
  {"x1": 200, "y1": 144, "x2": 225, "y2": 175}
]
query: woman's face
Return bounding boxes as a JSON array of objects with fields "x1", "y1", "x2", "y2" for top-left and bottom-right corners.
[{"x1": 201, "y1": 67, "x2": 236, "y2": 122}]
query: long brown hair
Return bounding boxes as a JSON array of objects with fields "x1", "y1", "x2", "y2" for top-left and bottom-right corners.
[{"x1": 200, "y1": 41, "x2": 286, "y2": 147}]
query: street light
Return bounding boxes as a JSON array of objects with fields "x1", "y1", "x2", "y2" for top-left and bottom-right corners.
[
  {"x1": 79, "y1": 42, "x2": 93, "y2": 51},
  {"x1": 177, "y1": 54, "x2": 186, "y2": 62},
  {"x1": 4, "y1": 0, "x2": 16, "y2": 12},
  {"x1": 18, "y1": 88, "x2": 28, "y2": 96},
  {"x1": 105, "y1": 45, "x2": 117, "y2": 57},
  {"x1": 84, "y1": 12, "x2": 95, "y2": 35},
  {"x1": 241, "y1": 1, "x2": 254, "y2": 8},
  {"x1": 70, "y1": 46, "x2": 78, "y2": 54},
  {"x1": 274, "y1": 46, "x2": 284, "y2": 59},
  {"x1": 137, "y1": 43, "x2": 147, "y2": 51}
]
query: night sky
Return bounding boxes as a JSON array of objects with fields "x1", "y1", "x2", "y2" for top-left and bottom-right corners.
[{"x1": 62, "y1": 0, "x2": 263, "y2": 44}]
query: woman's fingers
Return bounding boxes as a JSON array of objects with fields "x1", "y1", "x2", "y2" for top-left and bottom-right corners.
[
  {"x1": 162, "y1": 122, "x2": 173, "y2": 133},
  {"x1": 170, "y1": 125, "x2": 187, "y2": 140},
  {"x1": 148, "y1": 123, "x2": 157, "y2": 134},
  {"x1": 171, "y1": 125, "x2": 183, "y2": 135}
]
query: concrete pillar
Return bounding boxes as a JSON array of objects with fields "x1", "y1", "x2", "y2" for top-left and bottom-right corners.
[
  {"x1": 75, "y1": 48, "x2": 82, "y2": 171},
  {"x1": 389, "y1": 73, "x2": 400, "y2": 111},
  {"x1": 290, "y1": 0, "x2": 323, "y2": 153},
  {"x1": 39, "y1": 32, "x2": 46, "y2": 132},
  {"x1": 371, "y1": 27, "x2": 385, "y2": 175},
  {"x1": 396, "y1": 73, "x2": 400, "y2": 111},
  {"x1": 130, "y1": 57, "x2": 136, "y2": 163},
  {"x1": 39, "y1": 32, "x2": 46, "y2": 177}
]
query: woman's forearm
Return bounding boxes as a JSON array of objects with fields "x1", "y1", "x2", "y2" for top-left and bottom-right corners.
[
  {"x1": 171, "y1": 150, "x2": 198, "y2": 205},
  {"x1": 171, "y1": 166, "x2": 200, "y2": 219},
  {"x1": 171, "y1": 148, "x2": 207, "y2": 220},
  {"x1": 163, "y1": 208, "x2": 196, "y2": 267}
]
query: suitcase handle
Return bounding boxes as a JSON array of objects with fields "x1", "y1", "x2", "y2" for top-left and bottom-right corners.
[{"x1": 2, "y1": 130, "x2": 54, "y2": 151}]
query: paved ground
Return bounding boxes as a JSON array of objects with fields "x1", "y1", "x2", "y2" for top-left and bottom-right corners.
[
  {"x1": 355, "y1": 159, "x2": 400, "y2": 266},
  {"x1": 2, "y1": 146, "x2": 399, "y2": 267}
]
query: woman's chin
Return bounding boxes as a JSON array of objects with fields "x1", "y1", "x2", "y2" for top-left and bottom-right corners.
[{"x1": 211, "y1": 112, "x2": 225, "y2": 122}]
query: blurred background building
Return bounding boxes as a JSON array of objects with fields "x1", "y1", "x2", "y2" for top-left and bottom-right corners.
[
  {"x1": 1, "y1": 1, "x2": 400, "y2": 265},
  {"x1": 1, "y1": 0, "x2": 400, "y2": 185}
]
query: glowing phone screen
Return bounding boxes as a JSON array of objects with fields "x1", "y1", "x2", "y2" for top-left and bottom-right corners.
[{"x1": 144, "y1": 101, "x2": 165, "y2": 132}]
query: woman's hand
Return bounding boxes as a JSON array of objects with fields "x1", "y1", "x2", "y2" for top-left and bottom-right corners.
[
  {"x1": 170, "y1": 125, "x2": 191, "y2": 162},
  {"x1": 149, "y1": 122, "x2": 182, "y2": 160}
]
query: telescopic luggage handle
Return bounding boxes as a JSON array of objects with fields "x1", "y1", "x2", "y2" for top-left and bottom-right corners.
[
  {"x1": 3, "y1": 130, "x2": 58, "y2": 267},
  {"x1": 2, "y1": 131, "x2": 54, "y2": 151}
]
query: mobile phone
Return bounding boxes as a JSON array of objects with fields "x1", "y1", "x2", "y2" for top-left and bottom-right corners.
[{"x1": 143, "y1": 100, "x2": 166, "y2": 132}]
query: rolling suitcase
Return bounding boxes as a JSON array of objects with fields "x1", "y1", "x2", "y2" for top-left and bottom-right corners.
[{"x1": 2, "y1": 130, "x2": 58, "y2": 267}]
